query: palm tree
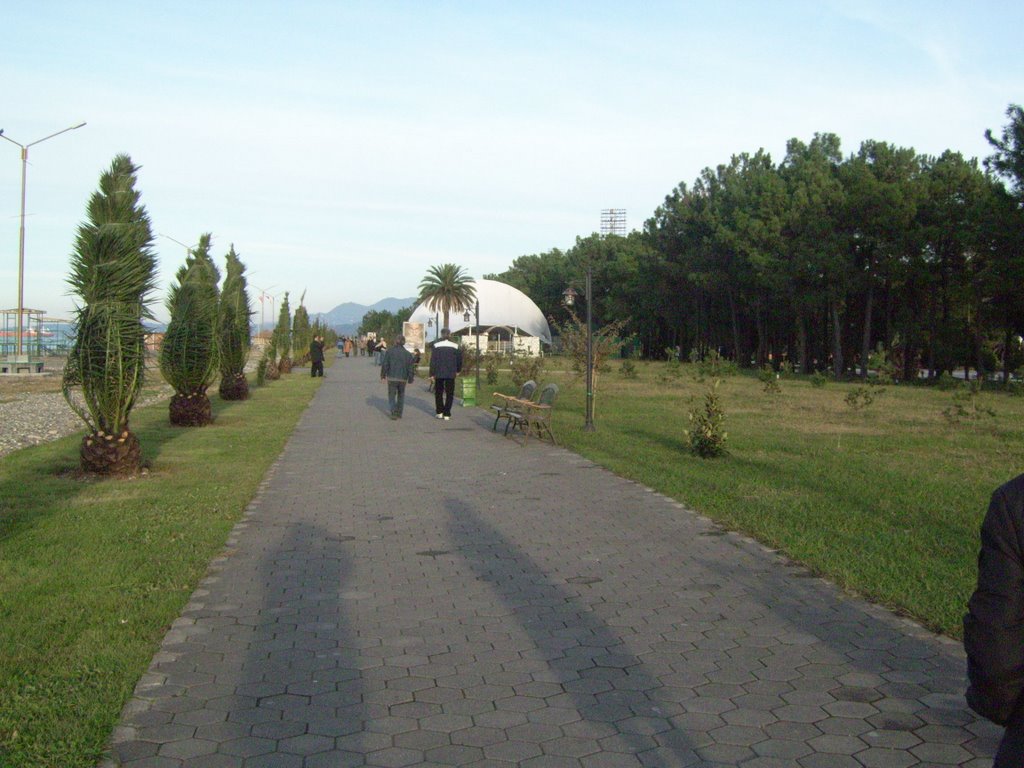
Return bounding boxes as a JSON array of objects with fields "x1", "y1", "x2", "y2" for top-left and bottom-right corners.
[
  {"x1": 217, "y1": 244, "x2": 253, "y2": 400},
  {"x1": 272, "y1": 292, "x2": 293, "y2": 373},
  {"x1": 62, "y1": 154, "x2": 158, "y2": 475},
  {"x1": 292, "y1": 290, "x2": 312, "y2": 365},
  {"x1": 418, "y1": 263, "x2": 477, "y2": 330},
  {"x1": 160, "y1": 233, "x2": 221, "y2": 425}
]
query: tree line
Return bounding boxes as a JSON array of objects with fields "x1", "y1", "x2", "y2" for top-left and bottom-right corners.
[{"x1": 488, "y1": 105, "x2": 1024, "y2": 382}]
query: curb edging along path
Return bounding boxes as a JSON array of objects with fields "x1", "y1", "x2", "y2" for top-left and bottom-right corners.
[{"x1": 104, "y1": 356, "x2": 1000, "y2": 767}]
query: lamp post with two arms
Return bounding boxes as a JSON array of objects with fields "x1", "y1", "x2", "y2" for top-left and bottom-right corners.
[{"x1": 0, "y1": 121, "x2": 87, "y2": 362}]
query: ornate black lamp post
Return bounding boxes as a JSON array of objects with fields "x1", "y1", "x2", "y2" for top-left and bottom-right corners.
[{"x1": 563, "y1": 268, "x2": 595, "y2": 432}]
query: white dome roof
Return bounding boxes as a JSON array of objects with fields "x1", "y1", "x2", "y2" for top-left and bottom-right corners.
[{"x1": 409, "y1": 279, "x2": 552, "y2": 344}]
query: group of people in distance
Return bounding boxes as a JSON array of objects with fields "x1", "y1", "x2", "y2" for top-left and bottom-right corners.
[
  {"x1": 380, "y1": 327, "x2": 460, "y2": 421},
  {"x1": 309, "y1": 328, "x2": 461, "y2": 422}
]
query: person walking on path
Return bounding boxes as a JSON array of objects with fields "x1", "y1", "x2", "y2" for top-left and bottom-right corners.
[
  {"x1": 308, "y1": 335, "x2": 324, "y2": 378},
  {"x1": 380, "y1": 335, "x2": 416, "y2": 419},
  {"x1": 965, "y1": 472, "x2": 1024, "y2": 767},
  {"x1": 429, "y1": 327, "x2": 462, "y2": 420}
]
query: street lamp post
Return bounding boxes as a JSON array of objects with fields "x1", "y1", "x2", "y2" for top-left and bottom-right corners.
[
  {"x1": 253, "y1": 286, "x2": 277, "y2": 335},
  {"x1": 563, "y1": 263, "x2": 595, "y2": 432},
  {"x1": 0, "y1": 121, "x2": 86, "y2": 361},
  {"x1": 160, "y1": 233, "x2": 198, "y2": 259},
  {"x1": 463, "y1": 300, "x2": 481, "y2": 396}
]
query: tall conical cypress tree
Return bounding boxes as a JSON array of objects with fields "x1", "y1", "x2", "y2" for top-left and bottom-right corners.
[
  {"x1": 160, "y1": 233, "x2": 220, "y2": 425},
  {"x1": 63, "y1": 154, "x2": 157, "y2": 475},
  {"x1": 292, "y1": 290, "x2": 312, "y2": 365},
  {"x1": 218, "y1": 245, "x2": 252, "y2": 400},
  {"x1": 272, "y1": 292, "x2": 293, "y2": 373}
]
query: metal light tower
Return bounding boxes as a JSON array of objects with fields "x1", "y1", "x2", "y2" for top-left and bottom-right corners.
[
  {"x1": 600, "y1": 208, "x2": 626, "y2": 236},
  {"x1": 0, "y1": 122, "x2": 86, "y2": 362}
]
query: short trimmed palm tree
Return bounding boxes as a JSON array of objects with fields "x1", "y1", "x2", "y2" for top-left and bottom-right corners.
[
  {"x1": 217, "y1": 245, "x2": 253, "y2": 400},
  {"x1": 63, "y1": 154, "x2": 158, "y2": 475},
  {"x1": 160, "y1": 233, "x2": 220, "y2": 425},
  {"x1": 418, "y1": 263, "x2": 476, "y2": 330}
]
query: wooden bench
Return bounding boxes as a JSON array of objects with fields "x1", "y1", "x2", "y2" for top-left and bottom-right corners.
[
  {"x1": 503, "y1": 383, "x2": 558, "y2": 445},
  {"x1": 491, "y1": 380, "x2": 537, "y2": 433}
]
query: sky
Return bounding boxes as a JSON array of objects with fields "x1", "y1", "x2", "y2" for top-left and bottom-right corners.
[{"x1": 2, "y1": 1, "x2": 1022, "y2": 324}]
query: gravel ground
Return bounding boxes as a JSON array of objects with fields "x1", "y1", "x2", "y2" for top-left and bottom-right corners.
[
  {"x1": 0, "y1": 355, "x2": 264, "y2": 459},
  {"x1": 0, "y1": 385, "x2": 173, "y2": 459}
]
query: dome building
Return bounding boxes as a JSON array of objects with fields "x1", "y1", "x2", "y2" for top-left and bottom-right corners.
[{"x1": 408, "y1": 279, "x2": 552, "y2": 356}]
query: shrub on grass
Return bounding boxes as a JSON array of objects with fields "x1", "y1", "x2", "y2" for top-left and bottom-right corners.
[
  {"x1": 659, "y1": 348, "x2": 683, "y2": 384},
  {"x1": 510, "y1": 353, "x2": 544, "y2": 388},
  {"x1": 845, "y1": 386, "x2": 878, "y2": 410},
  {"x1": 686, "y1": 381, "x2": 728, "y2": 458},
  {"x1": 759, "y1": 365, "x2": 780, "y2": 394},
  {"x1": 691, "y1": 349, "x2": 737, "y2": 380},
  {"x1": 944, "y1": 381, "x2": 996, "y2": 424},
  {"x1": 484, "y1": 352, "x2": 501, "y2": 385},
  {"x1": 256, "y1": 354, "x2": 270, "y2": 387}
]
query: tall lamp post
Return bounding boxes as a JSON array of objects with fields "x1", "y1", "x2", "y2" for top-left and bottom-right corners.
[
  {"x1": 0, "y1": 121, "x2": 86, "y2": 361},
  {"x1": 160, "y1": 232, "x2": 198, "y2": 259},
  {"x1": 253, "y1": 286, "x2": 277, "y2": 335},
  {"x1": 463, "y1": 299, "x2": 480, "y2": 396},
  {"x1": 563, "y1": 263, "x2": 595, "y2": 432}
]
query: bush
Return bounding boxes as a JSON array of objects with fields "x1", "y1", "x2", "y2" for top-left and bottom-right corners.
[
  {"x1": 845, "y1": 386, "x2": 878, "y2": 410},
  {"x1": 944, "y1": 381, "x2": 996, "y2": 424},
  {"x1": 868, "y1": 344, "x2": 899, "y2": 384},
  {"x1": 510, "y1": 353, "x2": 544, "y2": 388},
  {"x1": 659, "y1": 348, "x2": 683, "y2": 383},
  {"x1": 686, "y1": 381, "x2": 727, "y2": 458},
  {"x1": 759, "y1": 365, "x2": 780, "y2": 394},
  {"x1": 483, "y1": 352, "x2": 501, "y2": 385},
  {"x1": 256, "y1": 355, "x2": 269, "y2": 387},
  {"x1": 692, "y1": 349, "x2": 738, "y2": 380}
]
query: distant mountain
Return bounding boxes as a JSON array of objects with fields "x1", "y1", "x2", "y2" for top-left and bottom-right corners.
[{"x1": 311, "y1": 296, "x2": 417, "y2": 335}]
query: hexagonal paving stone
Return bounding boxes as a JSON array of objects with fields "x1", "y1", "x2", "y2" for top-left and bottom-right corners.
[
  {"x1": 219, "y1": 735, "x2": 277, "y2": 757},
  {"x1": 365, "y1": 746, "x2": 423, "y2": 767},
  {"x1": 278, "y1": 733, "x2": 335, "y2": 755}
]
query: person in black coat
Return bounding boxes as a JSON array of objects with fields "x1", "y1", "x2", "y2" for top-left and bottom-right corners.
[
  {"x1": 380, "y1": 335, "x2": 416, "y2": 419},
  {"x1": 429, "y1": 328, "x2": 463, "y2": 420},
  {"x1": 309, "y1": 335, "x2": 325, "y2": 378},
  {"x1": 964, "y1": 472, "x2": 1024, "y2": 766}
]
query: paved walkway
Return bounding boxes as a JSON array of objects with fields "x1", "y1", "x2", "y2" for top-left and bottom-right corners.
[{"x1": 105, "y1": 357, "x2": 1001, "y2": 767}]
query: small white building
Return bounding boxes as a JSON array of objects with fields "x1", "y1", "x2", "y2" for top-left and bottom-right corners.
[{"x1": 408, "y1": 279, "x2": 552, "y2": 357}]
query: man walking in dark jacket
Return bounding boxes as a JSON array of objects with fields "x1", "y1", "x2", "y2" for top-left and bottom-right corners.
[
  {"x1": 965, "y1": 472, "x2": 1024, "y2": 766},
  {"x1": 309, "y1": 335, "x2": 325, "y2": 378},
  {"x1": 380, "y1": 335, "x2": 416, "y2": 419},
  {"x1": 429, "y1": 328, "x2": 462, "y2": 421}
]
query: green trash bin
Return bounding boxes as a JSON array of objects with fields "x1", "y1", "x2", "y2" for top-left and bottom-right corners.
[{"x1": 461, "y1": 376, "x2": 477, "y2": 407}]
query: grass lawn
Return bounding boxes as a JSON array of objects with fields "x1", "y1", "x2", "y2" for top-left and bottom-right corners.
[
  {"x1": 485, "y1": 360, "x2": 1024, "y2": 639},
  {"x1": 0, "y1": 372, "x2": 320, "y2": 768}
]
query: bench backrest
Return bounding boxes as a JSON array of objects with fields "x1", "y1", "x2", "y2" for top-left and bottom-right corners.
[{"x1": 538, "y1": 382, "x2": 558, "y2": 407}]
